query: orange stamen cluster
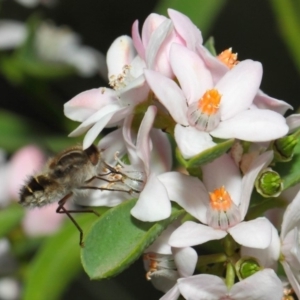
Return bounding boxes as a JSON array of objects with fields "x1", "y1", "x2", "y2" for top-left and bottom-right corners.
[
  {"x1": 217, "y1": 48, "x2": 239, "y2": 69},
  {"x1": 209, "y1": 186, "x2": 233, "y2": 211},
  {"x1": 198, "y1": 89, "x2": 221, "y2": 115}
]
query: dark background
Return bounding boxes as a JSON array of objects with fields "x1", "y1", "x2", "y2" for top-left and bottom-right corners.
[{"x1": 1, "y1": 0, "x2": 299, "y2": 299}]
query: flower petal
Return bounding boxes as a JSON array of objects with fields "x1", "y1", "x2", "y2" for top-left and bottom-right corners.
[
  {"x1": 150, "y1": 129, "x2": 172, "y2": 174},
  {"x1": 202, "y1": 154, "x2": 242, "y2": 206},
  {"x1": 281, "y1": 261, "x2": 300, "y2": 300},
  {"x1": 281, "y1": 189, "x2": 300, "y2": 239},
  {"x1": 64, "y1": 88, "x2": 117, "y2": 122},
  {"x1": 0, "y1": 20, "x2": 27, "y2": 49},
  {"x1": 210, "y1": 109, "x2": 289, "y2": 142},
  {"x1": 228, "y1": 217, "x2": 272, "y2": 248},
  {"x1": 158, "y1": 172, "x2": 208, "y2": 223},
  {"x1": 241, "y1": 223, "x2": 280, "y2": 269},
  {"x1": 254, "y1": 89, "x2": 293, "y2": 115},
  {"x1": 239, "y1": 151, "x2": 273, "y2": 219},
  {"x1": 160, "y1": 284, "x2": 180, "y2": 300},
  {"x1": 131, "y1": 20, "x2": 145, "y2": 60},
  {"x1": 136, "y1": 106, "x2": 157, "y2": 175},
  {"x1": 146, "y1": 19, "x2": 173, "y2": 70},
  {"x1": 178, "y1": 274, "x2": 227, "y2": 299},
  {"x1": 216, "y1": 60, "x2": 262, "y2": 120},
  {"x1": 131, "y1": 174, "x2": 171, "y2": 221},
  {"x1": 170, "y1": 44, "x2": 213, "y2": 104},
  {"x1": 107, "y1": 35, "x2": 136, "y2": 79},
  {"x1": 175, "y1": 125, "x2": 216, "y2": 159},
  {"x1": 168, "y1": 9, "x2": 203, "y2": 51},
  {"x1": 173, "y1": 247, "x2": 197, "y2": 277},
  {"x1": 145, "y1": 70, "x2": 188, "y2": 125},
  {"x1": 68, "y1": 103, "x2": 122, "y2": 137},
  {"x1": 169, "y1": 221, "x2": 227, "y2": 247},
  {"x1": 230, "y1": 269, "x2": 283, "y2": 300},
  {"x1": 286, "y1": 114, "x2": 300, "y2": 133}
]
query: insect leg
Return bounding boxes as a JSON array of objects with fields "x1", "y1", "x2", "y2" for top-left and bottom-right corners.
[{"x1": 56, "y1": 194, "x2": 99, "y2": 247}]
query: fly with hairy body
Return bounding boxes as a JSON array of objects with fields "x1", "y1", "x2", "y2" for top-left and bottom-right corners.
[{"x1": 19, "y1": 144, "x2": 143, "y2": 247}]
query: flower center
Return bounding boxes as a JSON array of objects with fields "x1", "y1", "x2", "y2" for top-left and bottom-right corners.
[
  {"x1": 217, "y1": 48, "x2": 239, "y2": 69},
  {"x1": 108, "y1": 64, "x2": 133, "y2": 90},
  {"x1": 187, "y1": 89, "x2": 222, "y2": 131},
  {"x1": 207, "y1": 186, "x2": 241, "y2": 230},
  {"x1": 143, "y1": 253, "x2": 178, "y2": 281}
]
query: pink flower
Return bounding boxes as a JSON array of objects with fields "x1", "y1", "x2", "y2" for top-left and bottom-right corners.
[{"x1": 145, "y1": 44, "x2": 288, "y2": 158}]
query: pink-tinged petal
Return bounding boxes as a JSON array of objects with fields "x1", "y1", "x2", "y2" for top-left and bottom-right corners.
[
  {"x1": 150, "y1": 129, "x2": 172, "y2": 174},
  {"x1": 228, "y1": 217, "x2": 272, "y2": 248},
  {"x1": 160, "y1": 284, "x2": 180, "y2": 300},
  {"x1": 142, "y1": 13, "x2": 167, "y2": 48},
  {"x1": 170, "y1": 44, "x2": 213, "y2": 104},
  {"x1": 158, "y1": 172, "x2": 208, "y2": 223},
  {"x1": 131, "y1": 20, "x2": 145, "y2": 60},
  {"x1": 230, "y1": 269, "x2": 282, "y2": 300},
  {"x1": 22, "y1": 203, "x2": 64, "y2": 236},
  {"x1": 202, "y1": 154, "x2": 242, "y2": 206},
  {"x1": 146, "y1": 223, "x2": 179, "y2": 255},
  {"x1": 168, "y1": 9, "x2": 203, "y2": 51},
  {"x1": 173, "y1": 247, "x2": 197, "y2": 277},
  {"x1": 98, "y1": 128, "x2": 125, "y2": 162},
  {"x1": 8, "y1": 145, "x2": 45, "y2": 200},
  {"x1": 169, "y1": 221, "x2": 227, "y2": 247},
  {"x1": 136, "y1": 106, "x2": 157, "y2": 175},
  {"x1": 106, "y1": 35, "x2": 136, "y2": 79},
  {"x1": 286, "y1": 114, "x2": 300, "y2": 133},
  {"x1": 0, "y1": 20, "x2": 26, "y2": 49},
  {"x1": 118, "y1": 74, "x2": 149, "y2": 107},
  {"x1": 178, "y1": 274, "x2": 227, "y2": 299},
  {"x1": 210, "y1": 109, "x2": 289, "y2": 142},
  {"x1": 240, "y1": 151, "x2": 273, "y2": 218},
  {"x1": 281, "y1": 189, "x2": 300, "y2": 239},
  {"x1": 216, "y1": 60, "x2": 263, "y2": 120},
  {"x1": 122, "y1": 114, "x2": 142, "y2": 167},
  {"x1": 175, "y1": 125, "x2": 216, "y2": 159},
  {"x1": 254, "y1": 89, "x2": 293, "y2": 115},
  {"x1": 68, "y1": 104, "x2": 122, "y2": 137},
  {"x1": 197, "y1": 44, "x2": 229, "y2": 84},
  {"x1": 145, "y1": 70, "x2": 188, "y2": 125},
  {"x1": 82, "y1": 115, "x2": 114, "y2": 149},
  {"x1": 281, "y1": 261, "x2": 300, "y2": 300},
  {"x1": 64, "y1": 88, "x2": 117, "y2": 122},
  {"x1": 131, "y1": 174, "x2": 171, "y2": 221},
  {"x1": 241, "y1": 223, "x2": 280, "y2": 269},
  {"x1": 146, "y1": 19, "x2": 173, "y2": 70}
]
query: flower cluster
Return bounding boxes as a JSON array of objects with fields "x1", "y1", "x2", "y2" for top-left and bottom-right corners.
[{"x1": 62, "y1": 9, "x2": 300, "y2": 300}]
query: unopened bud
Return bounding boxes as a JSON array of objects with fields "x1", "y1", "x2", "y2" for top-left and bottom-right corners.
[
  {"x1": 273, "y1": 134, "x2": 298, "y2": 162},
  {"x1": 235, "y1": 257, "x2": 261, "y2": 280},
  {"x1": 255, "y1": 168, "x2": 283, "y2": 197}
]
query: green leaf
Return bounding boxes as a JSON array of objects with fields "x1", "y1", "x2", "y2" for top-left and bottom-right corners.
[
  {"x1": 186, "y1": 138, "x2": 235, "y2": 168},
  {"x1": 154, "y1": 0, "x2": 227, "y2": 38},
  {"x1": 0, "y1": 204, "x2": 24, "y2": 238},
  {"x1": 81, "y1": 199, "x2": 184, "y2": 280},
  {"x1": 274, "y1": 137, "x2": 300, "y2": 190},
  {"x1": 22, "y1": 213, "x2": 100, "y2": 300}
]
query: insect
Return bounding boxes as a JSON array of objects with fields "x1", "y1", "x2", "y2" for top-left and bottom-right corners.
[
  {"x1": 19, "y1": 144, "x2": 105, "y2": 247},
  {"x1": 19, "y1": 144, "x2": 145, "y2": 246}
]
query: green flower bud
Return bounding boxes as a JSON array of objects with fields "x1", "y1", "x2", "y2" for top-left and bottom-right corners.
[
  {"x1": 273, "y1": 134, "x2": 298, "y2": 162},
  {"x1": 255, "y1": 168, "x2": 283, "y2": 197},
  {"x1": 235, "y1": 257, "x2": 261, "y2": 280}
]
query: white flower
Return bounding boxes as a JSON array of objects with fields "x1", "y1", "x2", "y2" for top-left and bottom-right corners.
[
  {"x1": 162, "y1": 152, "x2": 274, "y2": 249},
  {"x1": 0, "y1": 21, "x2": 27, "y2": 50}
]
